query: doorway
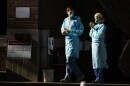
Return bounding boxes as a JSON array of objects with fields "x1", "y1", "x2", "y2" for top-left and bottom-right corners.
[{"x1": 0, "y1": 0, "x2": 7, "y2": 35}]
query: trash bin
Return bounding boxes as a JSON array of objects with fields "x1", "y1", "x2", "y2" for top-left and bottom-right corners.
[{"x1": 43, "y1": 69, "x2": 54, "y2": 82}]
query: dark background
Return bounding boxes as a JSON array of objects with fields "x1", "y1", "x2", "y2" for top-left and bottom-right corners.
[{"x1": 1, "y1": 0, "x2": 130, "y2": 83}]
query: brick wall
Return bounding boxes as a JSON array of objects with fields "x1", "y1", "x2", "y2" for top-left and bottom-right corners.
[
  {"x1": 7, "y1": 0, "x2": 38, "y2": 29},
  {"x1": 7, "y1": 0, "x2": 77, "y2": 81},
  {"x1": 7, "y1": 0, "x2": 39, "y2": 81}
]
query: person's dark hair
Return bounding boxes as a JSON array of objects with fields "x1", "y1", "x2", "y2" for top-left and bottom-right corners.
[{"x1": 66, "y1": 6, "x2": 74, "y2": 10}]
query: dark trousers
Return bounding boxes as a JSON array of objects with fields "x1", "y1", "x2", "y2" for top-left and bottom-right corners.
[
  {"x1": 94, "y1": 69, "x2": 104, "y2": 83},
  {"x1": 64, "y1": 57, "x2": 82, "y2": 80}
]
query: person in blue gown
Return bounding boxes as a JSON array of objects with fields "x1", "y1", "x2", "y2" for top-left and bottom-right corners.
[
  {"x1": 89, "y1": 13, "x2": 108, "y2": 83},
  {"x1": 60, "y1": 6, "x2": 85, "y2": 82}
]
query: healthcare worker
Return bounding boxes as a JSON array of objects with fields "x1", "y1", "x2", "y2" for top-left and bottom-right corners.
[
  {"x1": 89, "y1": 13, "x2": 108, "y2": 83},
  {"x1": 60, "y1": 6, "x2": 85, "y2": 82}
]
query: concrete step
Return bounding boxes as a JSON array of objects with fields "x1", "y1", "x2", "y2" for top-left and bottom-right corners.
[{"x1": 0, "y1": 82, "x2": 130, "y2": 86}]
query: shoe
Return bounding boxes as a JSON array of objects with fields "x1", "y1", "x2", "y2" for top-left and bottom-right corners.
[
  {"x1": 92, "y1": 81, "x2": 97, "y2": 83},
  {"x1": 60, "y1": 79, "x2": 70, "y2": 83},
  {"x1": 92, "y1": 80, "x2": 103, "y2": 83},
  {"x1": 76, "y1": 74, "x2": 85, "y2": 82}
]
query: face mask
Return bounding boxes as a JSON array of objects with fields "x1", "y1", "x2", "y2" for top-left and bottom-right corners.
[
  {"x1": 70, "y1": 12, "x2": 74, "y2": 18},
  {"x1": 95, "y1": 19, "x2": 98, "y2": 23}
]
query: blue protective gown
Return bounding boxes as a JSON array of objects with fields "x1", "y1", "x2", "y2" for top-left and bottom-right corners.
[
  {"x1": 89, "y1": 23, "x2": 108, "y2": 69},
  {"x1": 61, "y1": 16, "x2": 84, "y2": 81},
  {"x1": 61, "y1": 16, "x2": 84, "y2": 59}
]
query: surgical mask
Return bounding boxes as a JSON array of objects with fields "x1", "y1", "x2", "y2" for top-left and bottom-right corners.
[
  {"x1": 95, "y1": 19, "x2": 98, "y2": 23},
  {"x1": 70, "y1": 12, "x2": 74, "y2": 18}
]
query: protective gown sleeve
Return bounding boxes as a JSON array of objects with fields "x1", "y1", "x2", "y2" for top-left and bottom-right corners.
[
  {"x1": 61, "y1": 19, "x2": 66, "y2": 35},
  {"x1": 89, "y1": 24, "x2": 106, "y2": 39},
  {"x1": 70, "y1": 17, "x2": 84, "y2": 36},
  {"x1": 93, "y1": 24, "x2": 106, "y2": 39},
  {"x1": 89, "y1": 28, "x2": 94, "y2": 37}
]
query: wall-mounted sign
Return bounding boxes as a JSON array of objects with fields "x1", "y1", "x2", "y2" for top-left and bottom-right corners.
[
  {"x1": 16, "y1": 7, "x2": 30, "y2": 18},
  {"x1": 7, "y1": 40, "x2": 32, "y2": 59}
]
